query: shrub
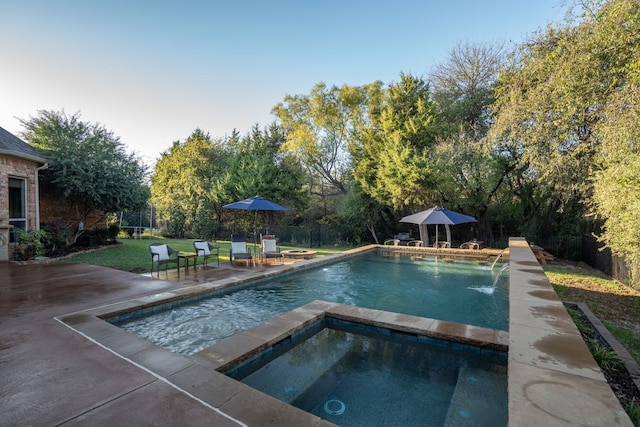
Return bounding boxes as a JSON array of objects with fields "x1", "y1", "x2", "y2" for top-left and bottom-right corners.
[
  {"x1": 588, "y1": 340, "x2": 624, "y2": 372},
  {"x1": 566, "y1": 307, "x2": 592, "y2": 335},
  {"x1": 41, "y1": 221, "x2": 71, "y2": 255},
  {"x1": 15, "y1": 229, "x2": 51, "y2": 259},
  {"x1": 107, "y1": 224, "x2": 120, "y2": 242}
]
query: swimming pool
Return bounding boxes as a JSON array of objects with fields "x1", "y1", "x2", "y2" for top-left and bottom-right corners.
[
  {"x1": 228, "y1": 318, "x2": 508, "y2": 427},
  {"x1": 114, "y1": 252, "x2": 508, "y2": 355},
  {"x1": 56, "y1": 240, "x2": 628, "y2": 427}
]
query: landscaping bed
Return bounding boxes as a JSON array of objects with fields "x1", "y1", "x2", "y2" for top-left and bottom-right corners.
[
  {"x1": 546, "y1": 261, "x2": 640, "y2": 425},
  {"x1": 565, "y1": 302, "x2": 640, "y2": 416}
]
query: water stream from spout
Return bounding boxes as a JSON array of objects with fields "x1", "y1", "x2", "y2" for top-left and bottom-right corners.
[
  {"x1": 490, "y1": 249, "x2": 507, "y2": 270},
  {"x1": 470, "y1": 262, "x2": 509, "y2": 295}
]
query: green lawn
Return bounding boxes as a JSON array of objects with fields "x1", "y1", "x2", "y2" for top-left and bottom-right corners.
[
  {"x1": 545, "y1": 263, "x2": 640, "y2": 364},
  {"x1": 58, "y1": 237, "x2": 350, "y2": 273}
]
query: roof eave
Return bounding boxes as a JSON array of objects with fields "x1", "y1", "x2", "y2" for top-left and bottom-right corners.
[{"x1": 0, "y1": 149, "x2": 48, "y2": 165}]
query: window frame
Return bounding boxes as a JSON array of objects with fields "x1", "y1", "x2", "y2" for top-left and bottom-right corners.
[{"x1": 8, "y1": 176, "x2": 28, "y2": 242}]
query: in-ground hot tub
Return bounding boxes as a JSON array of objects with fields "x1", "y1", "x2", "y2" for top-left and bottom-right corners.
[
  {"x1": 281, "y1": 249, "x2": 317, "y2": 259},
  {"x1": 223, "y1": 315, "x2": 508, "y2": 427}
]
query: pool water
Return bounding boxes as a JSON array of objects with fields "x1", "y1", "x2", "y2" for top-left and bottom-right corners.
[
  {"x1": 114, "y1": 253, "x2": 508, "y2": 355},
  {"x1": 231, "y1": 322, "x2": 508, "y2": 427}
]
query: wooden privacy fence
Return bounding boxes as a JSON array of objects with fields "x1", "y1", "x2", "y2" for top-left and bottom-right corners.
[{"x1": 582, "y1": 234, "x2": 640, "y2": 291}]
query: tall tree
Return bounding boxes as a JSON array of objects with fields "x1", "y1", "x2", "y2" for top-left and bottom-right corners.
[
  {"x1": 151, "y1": 125, "x2": 306, "y2": 238},
  {"x1": 151, "y1": 129, "x2": 230, "y2": 237},
  {"x1": 430, "y1": 131, "x2": 509, "y2": 233},
  {"x1": 223, "y1": 123, "x2": 307, "y2": 211},
  {"x1": 588, "y1": 0, "x2": 640, "y2": 261},
  {"x1": 427, "y1": 41, "x2": 510, "y2": 237},
  {"x1": 430, "y1": 41, "x2": 505, "y2": 137},
  {"x1": 490, "y1": 4, "x2": 593, "y2": 237},
  {"x1": 20, "y1": 110, "x2": 148, "y2": 244},
  {"x1": 490, "y1": 2, "x2": 616, "y2": 196},
  {"x1": 491, "y1": 0, "x2": 640, "y2": 251},
  {"x1": 272, "y1": 82, "x2": 371, "y2": 197},
  {"x1": 351, "y1": 73, "x2": 442, "y2": 210},
  {"x1": 336, "y1": 179, "x2": 396, "y2": 244}
]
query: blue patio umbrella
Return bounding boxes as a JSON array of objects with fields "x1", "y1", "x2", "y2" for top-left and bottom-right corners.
[
  {"x1": 223, "y1": 196, "x2": 289, "y2": 212},
  {"x1": 224, "y1": 196, "x2": 289, "y2": 247},
  {"x1": 400, "y1": 206, "x2": 477, "y2": 247}
]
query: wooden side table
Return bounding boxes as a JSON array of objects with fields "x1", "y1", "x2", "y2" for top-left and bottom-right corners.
[{"x1": 177, "y1": 253, "x2": 198, "y2": 274}]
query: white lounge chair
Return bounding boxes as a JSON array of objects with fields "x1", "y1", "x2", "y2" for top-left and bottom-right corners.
[
  {"x1": 261, "y1": 234, "x2": 284, "y2": 264},
  {"x1": 230, "y1": 234, "x2": 253, "y2": 266}
]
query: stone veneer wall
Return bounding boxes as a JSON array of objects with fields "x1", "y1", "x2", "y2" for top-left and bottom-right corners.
[{"x1": 0, "y1": 155, "x2": 40, "y2": 260}]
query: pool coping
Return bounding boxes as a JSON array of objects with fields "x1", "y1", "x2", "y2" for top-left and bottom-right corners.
[
  {"x1": 190, "y1": 301, "x2": 509, "y2": 374},
  {"x1": 507, "y1": 237, "x2": 632, "y2": 426},
  {"x1": 55, "y1": 240, "x2": 634, "y2": 426}
]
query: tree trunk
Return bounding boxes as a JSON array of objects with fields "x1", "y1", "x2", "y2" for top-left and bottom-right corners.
[{"x1": 368, "y1": 222, "x2": 379, "y2": 244}]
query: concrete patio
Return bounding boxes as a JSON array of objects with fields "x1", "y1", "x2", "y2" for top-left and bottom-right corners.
[{"x1": 0, "y1": 261, "x2": 248, "y2": 426}]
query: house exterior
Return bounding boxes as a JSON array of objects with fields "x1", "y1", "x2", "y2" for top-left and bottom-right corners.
[{"x1": 0, "y1": 126, "x2": 48, "y2": 261}]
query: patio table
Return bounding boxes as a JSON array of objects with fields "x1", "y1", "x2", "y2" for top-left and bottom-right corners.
[{"x1": 177, "y1": 252, "x2": 197, "y2": 274}]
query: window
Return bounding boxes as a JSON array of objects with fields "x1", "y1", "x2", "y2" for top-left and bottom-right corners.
[{"x1": 9, "y1": 177, "x2": 27, "y2": 242}]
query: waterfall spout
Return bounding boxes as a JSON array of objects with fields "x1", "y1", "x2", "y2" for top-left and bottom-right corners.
[{"x1": 491, "y1": 249, "x2": 507, "y2": 270}]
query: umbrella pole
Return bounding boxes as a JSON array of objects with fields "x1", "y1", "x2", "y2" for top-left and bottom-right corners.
[{"x1": 254, "y1": 211, "x2": 258, "y2": 259}]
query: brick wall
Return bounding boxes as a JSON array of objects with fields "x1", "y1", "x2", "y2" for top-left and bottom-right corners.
[
  {"x1": 0, "y1": 155, "x2": 40, "y2": 260},
  {"x1": 39, "y1": 190, "x2": 106, "y2": 230},
  {"x1": 0, "y1": 155, "x2": 39, "y2": 230}
]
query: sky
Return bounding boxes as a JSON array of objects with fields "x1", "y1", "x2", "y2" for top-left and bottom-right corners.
[{"x1": 1, "y1": 0, "x2": 568, "y2": 165}]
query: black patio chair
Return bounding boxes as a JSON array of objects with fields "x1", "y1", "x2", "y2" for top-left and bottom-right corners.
[
  {"x1": 193, "y1": 240, "x2": 220, "y2": 267},
  {"x1": 149, "y1": 243, "x2": 178, "y2": 276}
]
